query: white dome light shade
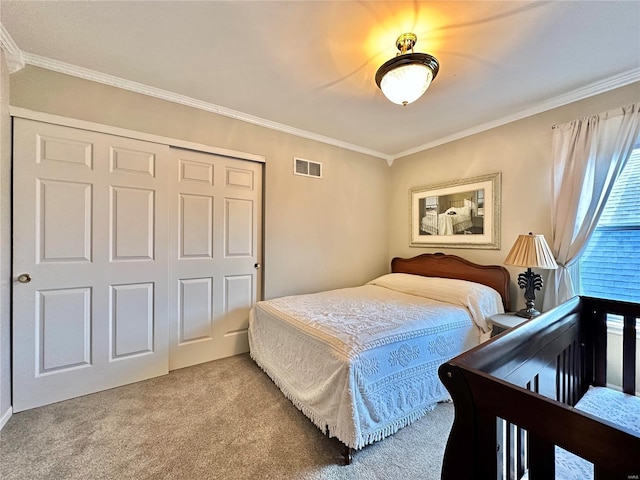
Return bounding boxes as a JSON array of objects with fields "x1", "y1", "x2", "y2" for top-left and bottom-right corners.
[
  {"x1": 375, "y1": 33, "x2": 439, "y2": 106},
  {"x1": 379, "y1": 63, "x2": 433, "y2": 106}
]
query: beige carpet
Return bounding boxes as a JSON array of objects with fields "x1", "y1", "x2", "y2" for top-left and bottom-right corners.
[{"x1": 0, "y1": 354, "x2": 453, "y2": 480}]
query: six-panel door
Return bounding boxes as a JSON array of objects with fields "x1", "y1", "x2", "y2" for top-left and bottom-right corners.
[
  {"x1": 12, "y1": 119, "x2": 262, "y2": 410},
  {"x1": 168, "y1": 148, "x2": 262, "y2": 370}
]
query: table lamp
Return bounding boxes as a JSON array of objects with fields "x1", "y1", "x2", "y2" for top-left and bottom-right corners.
[{"x1": 504, "y1": 232, "x2": 558, "y2": 318}]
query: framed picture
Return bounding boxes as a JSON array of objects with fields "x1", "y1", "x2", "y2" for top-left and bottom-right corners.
[{"x1": 410, "y1": 172, "x2": 501, "y2": 249}]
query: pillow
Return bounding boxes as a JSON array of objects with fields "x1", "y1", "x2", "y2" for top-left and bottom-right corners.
[{"x1": 367, "y1": 273, "x2": 504, "y2": 333}]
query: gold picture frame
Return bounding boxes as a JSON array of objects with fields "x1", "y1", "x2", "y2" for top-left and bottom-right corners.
[{"x1": 410, "y1": 172, "x2": 501, "y2": 249}]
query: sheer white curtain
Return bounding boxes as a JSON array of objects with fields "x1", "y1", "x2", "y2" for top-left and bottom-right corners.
[{"x1": 543, "y1": 102, "x2": 640, "y2": 310}]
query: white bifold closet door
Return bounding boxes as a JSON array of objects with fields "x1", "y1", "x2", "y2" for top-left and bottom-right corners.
[
  {"x1": 168, "y1": 148, "x2": 262, "y2": 370},
  {"x1": 12, "y1": 118, "x2": 170, "y2": 412}
]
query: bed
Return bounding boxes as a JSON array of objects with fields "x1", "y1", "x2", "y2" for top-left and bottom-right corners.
[
  {"x1": 438, "y1": 296, "x2": 640, "y2": 479},
  {"x1": 248, "y1": 253, "x2": 510, "y2": 463},
  {"x1": 420, "y1": 198, "x2": 474, "y2": 235}
]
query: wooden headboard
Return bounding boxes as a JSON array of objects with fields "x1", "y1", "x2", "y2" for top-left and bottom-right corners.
[{"x1": 391, "y1": 253, "x2": 511, "y2": 311}]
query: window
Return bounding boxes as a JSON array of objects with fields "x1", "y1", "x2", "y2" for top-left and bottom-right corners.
[{"x1": 579, "y1": 147, "x2": 640, "y2": 302}]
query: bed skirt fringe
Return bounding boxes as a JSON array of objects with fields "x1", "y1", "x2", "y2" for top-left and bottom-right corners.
[
  {"x1": 250, "y1": 350, "x2": 438, "y2": 450},
  {"x1": 357, "y1": 403, "x2": 437, "y2": 449}
]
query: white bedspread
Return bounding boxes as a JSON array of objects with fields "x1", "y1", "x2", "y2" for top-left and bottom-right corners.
[{"x1": 249, "y1": 274, "x2": 504, "y2": 449}]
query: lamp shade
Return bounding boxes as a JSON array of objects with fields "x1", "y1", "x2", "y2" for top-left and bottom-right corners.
[{"x1": 504, "y1": 233, "x2": 558, "y2": 269}]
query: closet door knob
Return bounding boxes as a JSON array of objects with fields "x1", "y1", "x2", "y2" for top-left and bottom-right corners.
[
  {"x1": 17, "y1": 273, "x2": 32, "y2": 283},
  {"x1": 254, "y1": 263, "x2": 261, "y2": 269}
]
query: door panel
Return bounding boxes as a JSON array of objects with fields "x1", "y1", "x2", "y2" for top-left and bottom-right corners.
[
  {"x1": 179, "y1": 277, "x2": 213, "y2": 343},
  {"x1": 38, "y1": 287, "x2": 92, "y2": 372},
  {"x1": 179, "y1": 194, "x2": 213, "y2": 258},
  {"x1": 180, "y1": 158, "x2": 213, "y2": 184},
  {"x1": 13, "y1": 118, "x2": 169, "y2": 412},
  {"x1": 224, "y1": 274, "x2": 253, "y2": 330},
  {"x1": 37, "y1": 134, "x2": 93, "y2": 168},
  {"x1": 110, "y1": 186, "x2": 155, "y2": 260},
  {"x1": 169, "y1": 148, "x2": 262, "y2": 370},
  {"x1": 110, "y1": 146, "x2": 155, "y2": 175},
  {"x1": 226, "y1": 198, "x2": 253, "y2": 256},
  {"x1": 37, "y1": 179, "x2": 92, "y2": 262},
  {"x1": 110, "y1": 282, "x2": 154, "y2": 358}
]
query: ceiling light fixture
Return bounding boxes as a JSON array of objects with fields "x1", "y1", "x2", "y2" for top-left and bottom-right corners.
[{"x1": 375, "y1": 33, "x2": 439, "y2": 106}]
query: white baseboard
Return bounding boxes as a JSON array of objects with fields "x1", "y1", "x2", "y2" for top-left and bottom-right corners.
[{"x1": 0, "y1": 405, "x2": 12, "y2": 430}]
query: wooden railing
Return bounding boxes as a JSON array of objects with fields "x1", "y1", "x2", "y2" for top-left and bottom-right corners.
[{"x1": 438, "y1": 296, "x2": 640, "y2": 480}]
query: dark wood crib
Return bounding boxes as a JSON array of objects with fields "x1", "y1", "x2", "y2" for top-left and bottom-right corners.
[{"x1": 438, "y1": 296, "x2": 640, "y2": 479}]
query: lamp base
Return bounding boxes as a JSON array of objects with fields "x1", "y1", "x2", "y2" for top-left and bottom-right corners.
[
  {"x1": 515, "y1": 268, "x2": 543, "y2": 319},
  {"x1": 515, "y1": 307, "x2": 540, "y2": 319}
]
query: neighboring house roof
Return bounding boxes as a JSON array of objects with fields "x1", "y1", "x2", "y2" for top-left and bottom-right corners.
[
  {"x1": 581, "y1": 149, "x2": 640, "y2": 303},
  {"x1": 599, "y1": 149, "x2": 640, "y2": 227},
  {"x1": 581, "y1": 229, "x2": 640, "y2": 302}
]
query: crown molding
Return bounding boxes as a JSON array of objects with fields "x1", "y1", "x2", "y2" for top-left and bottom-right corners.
[
  {"x1": 393, "y1": 67, "x2": 640, "y2": 160},
  {"x1": 12, "y1": 49, "x2": 639, "y2": 165},
  {"x1": 21, "y1": 52, "x2": 393, "y2": 163},
  {"x1": 0, "y1": 24, "x2": 25, "y2": 73}
]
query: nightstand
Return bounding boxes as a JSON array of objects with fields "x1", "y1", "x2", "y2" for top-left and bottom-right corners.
[{"x1": 490, "y1": 312, "x2": 529, "y2": 337}]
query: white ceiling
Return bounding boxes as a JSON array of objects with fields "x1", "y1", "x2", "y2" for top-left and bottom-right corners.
[{"x1": 2, "y1": 1, "x2": 640, "y2": 161}]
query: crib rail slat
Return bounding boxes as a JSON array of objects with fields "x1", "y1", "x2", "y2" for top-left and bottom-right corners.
[
  {"x1": 476, "y1": 409, "x2": 498, "y2": 479},
  {"x1": 504, "y1": 420, "x2": 511, "y2": 478},
  {"x1": 517, "y1": 425, "x2": 526, "y2": 479},
  {"x1": 593, "y1": 309, "x2": 608, "y2": 387},
  {"x1": 498, "y1": 418, "x2": 507, "y2": 479},
  {"x1": 527, "y1": 432, "x2": 554, "y2": 479},
  {"x1": 498, "y1": 417, "x2": 526, "y2": 480},
  {"x1": 622, "y1": 315, "x2": 636, "y2": 395}
]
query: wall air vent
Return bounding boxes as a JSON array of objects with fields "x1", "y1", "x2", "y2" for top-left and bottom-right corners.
[{"x1": 294, "y1": 157, "x2": 322, "y2": 179}]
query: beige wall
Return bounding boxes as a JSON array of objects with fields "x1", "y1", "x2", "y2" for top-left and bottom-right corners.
[
  {"x1": 10, "y1": 66, "x2": 391, "y2": 300},
  {"x1": 389, "y1": 81, "x2": 640, "y2": 311},
  {"x1": 0, "y1": 51, "x2": 12, "y2": 425}
]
